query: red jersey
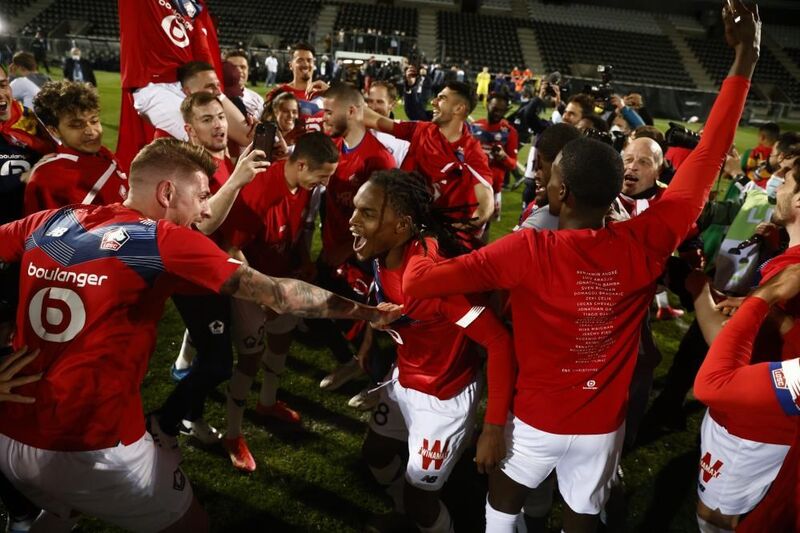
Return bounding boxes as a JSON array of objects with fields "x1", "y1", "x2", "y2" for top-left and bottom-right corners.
[
  {"x1": 0, "y1": 204, "x2": 241, "y2": 451},
  {"x1": 394, "y1": 121, "x2": 493, "y2": 213},
  {"x1": 219, "y1": 159, "x2": 310, "y2": 276},
  {"x1": 695, "y1": 297, "x2": 800, "y2": 532},
  {"x1": 267, "y1": 84, "x2": 325, "y2": 133},
  {"x1": 375, "y1": 239, "x2": 514, "y2": 424},
  {"x1": 405, "y1": 76, "x2": 750, "y2": 434},
  {"x1": 210, "y1": 154, "x2": 233, "y2": 194},
  {"x1": 322, "y1": 134, "x2": 395, "y2": 264},
  {"x1": 118, "y1": 0, "x2": 216, "y2": 89},
  {"x1": 24, "y1": 145, "x2": 128, "y2": 216},
  {"x1": 470, "y1": 118, "x2": 519, "y2": 193}
]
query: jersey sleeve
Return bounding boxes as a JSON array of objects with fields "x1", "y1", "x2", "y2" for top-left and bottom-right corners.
[
  {"x1": 158, "y1": 221, "x2": 242, "y2": 293},
  {"x1": 694, "y1": 296, "x2": 791, "y2": 416},
  {"x1": 404, "y1": 230, "x2": 535, "y2": 299},
  {"x1": 0, "y1": 209, "x2": 60, "y2": 262},
  {"x1": 502, "y1": 126, "x2": 519, "y2": 171},
  {"x1": 23, "y1": 164, "x2": 75, "y2": 215},
  {"x1": 392, "y1": 120, "x2": 418, "y2": 142},
  {"x1": 465, "y1": 140, "x2": 493, "y2": 191},
  {"x1": 622, "y1": 76, "x2": 750, "y2": 262}
]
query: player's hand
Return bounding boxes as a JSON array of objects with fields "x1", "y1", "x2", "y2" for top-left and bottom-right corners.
[
  {"x1": 752, "y1": 263, "x2": 800, "y2": 306},
  {"x1": 723, "y1": 0, "x2": 760, "y2": 56},
  {"x1": 307, "y1": 80, "x2": 329, "y2": 99},
  {"x1": 715, "y1": 296, "x2": 745, "y2": 316},
  {"x1": 0, "y1": 347, "x2": 42, "y2": 403},
  {"x1": 610, "y1": 95, "x2": 625, "y2": 112},
  {"x1": 475, "y1": 423, "x2": 506, "y2": 474},
  {"x1": 722, "y1": 146, "x2": 742, "y2": 176},
  {"x1": 230, "y1": 143, "x2": 270, "y2": 188},
  {"x1": 370, "y1": 302, "x2": 403, "y2": 329}
]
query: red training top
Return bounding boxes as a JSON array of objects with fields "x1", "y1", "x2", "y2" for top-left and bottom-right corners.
[
  {"x1": 24, "y1": 145, "x2": 128, "y2": 215},
  {"x1": 0, "y1": 204, "x2": 241, "y2": 450},
  {"x1": 404, "y1": 76, "x2": 750, "y2": 434}
]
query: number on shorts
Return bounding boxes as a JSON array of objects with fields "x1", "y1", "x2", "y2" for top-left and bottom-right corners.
[{"x1": 373, "y1": 402, "x2": 390, "y2": 426}]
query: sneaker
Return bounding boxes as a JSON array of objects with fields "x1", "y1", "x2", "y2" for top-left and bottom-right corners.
[
  {"x1": 170, "y1": 361, "x2": 193, "y2": 382},
  {"x1": 255, "y1": 400, "x2": 301, "y2": 424},
  {"x1": 348, "y1": 387, "x2": 380, "y2": 411},
  {"x1": 178, "y1": 418, "x2": 222, "y2": 445},
  {"x1": 319, "y1": 358, "x2": 362, "y2": 391},
  {"x1": 222, "y1": 435, "x2": 256, "y2": 472},
  {"x1": 656, "y1": 306, "x2": 685, "y2": 321},
  {"x1": 146, "y1": 414, "x2": 182, "y2": 465}
]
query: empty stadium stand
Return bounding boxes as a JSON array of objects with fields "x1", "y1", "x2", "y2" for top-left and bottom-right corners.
[
  {"x1": 28, "y1": 0, "x2": 118, "y2": 37},
  {"x1": 0, "y1": 0, "x2": 35, "y2": 20},
  {"x1": 208, "y1": 0, "x2": 320, "y2": 47},
  {"x1": 437, "y1": 12, "x2": 524, "y2": 71},
  {"x1": 334, "y1": 3, "x2": 417, "y2": 36},
  {"x1": 687, "y1": 35, "x2": 800, "y2": 102},
  {"x1": 530, "y1": 20, "x2": 695, "y2": 88},
  {"x1": 527, "y1": 0, "x2": 663, "y2": 36}
]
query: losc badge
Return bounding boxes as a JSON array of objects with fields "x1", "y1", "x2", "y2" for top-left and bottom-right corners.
[{"x1": 100, "y1": 228, "x2": 130, "y2": 252}]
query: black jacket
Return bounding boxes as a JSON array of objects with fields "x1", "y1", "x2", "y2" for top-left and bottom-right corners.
[{"x1": 63, "y1": 58, "x2": 97, "y2": 86}]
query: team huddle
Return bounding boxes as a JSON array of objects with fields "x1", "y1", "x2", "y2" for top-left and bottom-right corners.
[{"x1": 0, "y1": 0, "x2": 798, "y2": 532}]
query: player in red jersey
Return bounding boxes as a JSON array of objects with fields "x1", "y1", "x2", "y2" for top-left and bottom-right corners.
[
  {"x1": 217, "y1": 132, "x2": 339, "y2": 471},
  {"x1": 313, "y1": 84, "x2": 396, "y2": 392},
  {"x1": 687, "y1": 152, "x2": 800, "y2": 532},
  {"x1": 24, "y1": 80, "x2": 128, "y2": 215},
  {"x1": 470, "y1": 93, "x2": 519, "y2": 220},
  {"x1": 351, "y1": 169, "x2": 514, "y2": 533},
  {"x1": 266, "y1": 42, "x2": 328, "y2": 133},
  {"x1": 362, "y1": 81, "x2": 494, "y2": 245},
  {"x1": 694, "y1": 263, "x2": 800, "y2": 533},
  {"x1": 403, "y1": 4, "x2": 759, "y2": 530},
  {"x1": 0, "y1": 138, "x2": 398, "y2": 531}
]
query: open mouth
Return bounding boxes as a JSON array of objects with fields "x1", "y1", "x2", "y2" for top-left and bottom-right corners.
[
  {"x1": 0, "y1": 100, "x2": 8, "y2": 114},
  {"x1": 351, "y1": 228, "x2": 367, "y2": 253},
  {"x1": 623, "y1": 174, "x2": 639, "y2": 186}
]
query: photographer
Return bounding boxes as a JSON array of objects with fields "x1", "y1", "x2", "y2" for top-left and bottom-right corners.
[
  {"x1": 401, "y1": 64, "x2": 431, "y2": 121},
  {"x1": 623, "y1": 92, "x2": 654, "y2": 126},
  {"x1": 471, "y1": 93, "x2": 519, "y2": 215}
]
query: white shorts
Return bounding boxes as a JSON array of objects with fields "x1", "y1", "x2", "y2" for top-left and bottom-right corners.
[
  {"x1": 231, "y1": 299, "x2": 299, "y2": 355},
  {"x1": 368, "y1": 369, "x2": 409, "y2": 443},
  {"x1": 132, "y1": 81, "x2": 189, "y2": 141},
  {"x1": 500, "y1": 416, "x2": 624, "y2": 515},
  {"x1": 371, "y1": 367, "x2": 479, "y2": 491},
  {"x1": 697, "y1": 410, "x2": 790, "y2": 516},
  {"x1": 0, "y1": 433, "x2": 193, "y2": 532}
]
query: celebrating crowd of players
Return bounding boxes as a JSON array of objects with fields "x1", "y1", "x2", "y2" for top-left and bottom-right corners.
[{"x1": 0, "y1": 0, "x2": 798, "y2": 532}]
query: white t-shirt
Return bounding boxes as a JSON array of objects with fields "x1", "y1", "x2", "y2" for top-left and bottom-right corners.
[
  {"x1": 370, "y1": 130, "x2": 410, "y2": 168},
  {"x1": 10, "y1": 76, "x2": 40, "y2": 109},
  {"x1": 242, "y1": 87, "x2": 264, "y2": 119},
  {"x1": 265, "y1": 56, "x2": 278, "y2": 73}
]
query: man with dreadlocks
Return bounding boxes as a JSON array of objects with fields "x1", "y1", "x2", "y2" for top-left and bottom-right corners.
[{"x1": 351, "y1": 169, "x2": 515, "y2": 533}]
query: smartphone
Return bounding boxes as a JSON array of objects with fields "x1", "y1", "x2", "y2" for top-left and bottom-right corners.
[{"x1": 253, "y1": 122, "x2": 277, "y2": 161}]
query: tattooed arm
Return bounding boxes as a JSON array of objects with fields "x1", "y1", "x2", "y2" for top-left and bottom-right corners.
[{"x1": 220, "y1": 265, "x2": 400, "y2": 324}]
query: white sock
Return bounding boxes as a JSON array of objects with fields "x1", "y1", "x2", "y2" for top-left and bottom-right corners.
[
  {"x1": 485, "y1": 497, "x2": 519, "y2": 533},
  {"x1": 174, "y1": 330, "x2": 196, "y2": 370},
  {"x1": 259, "y1": 348, "x2": 287, "y2": 407},
  {"x1": 655, "y1": 291, "x2": 670, "y2": 309},
  {"x1": 226, "y1": 368, "x2": 254, "y2": 438},
  {"x1": 697, "y1": 515, "x2": 733, "y2": 533},
  {"x1": 369, "y1": 455, "x2": 405, "y2": 512},
  {"x1": 418, "y1": 501, "x2": 454, "y2": 533}
]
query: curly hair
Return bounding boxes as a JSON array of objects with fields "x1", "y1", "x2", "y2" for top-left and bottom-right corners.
[
  {"x1": 368, "y1": 169, "x2": 477, "y2": 258},
  {"x1": 33, "y1": 80, "x2": 99, "y2": 127}
]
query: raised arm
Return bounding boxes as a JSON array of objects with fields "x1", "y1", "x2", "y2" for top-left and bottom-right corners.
[
  {"x1": 221, "y1": 265, "x2": 399, "y2": 324},
  {"x1": 363, "y1": 104, "x2": 396, "y2": 135}
]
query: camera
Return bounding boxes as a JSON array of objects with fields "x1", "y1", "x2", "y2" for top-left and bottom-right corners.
[
  {"x1": 665, "y1": 122, "x2": 701, "y2": 150},
  {"x1": 584, "y1": 128, "x2": 626, "y2": 153},
  {"x1": 587, "y1": 65, "x2": 615, "y2": 111}
]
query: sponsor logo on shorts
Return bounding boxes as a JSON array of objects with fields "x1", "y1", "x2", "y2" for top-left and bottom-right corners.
[
  {"x1": 772, "y1": 368, "x2": 788, "y2": 389},
  {"x1": 173, "y1": 468, "x2": 186, "y2": 491},
  {"x1": 420, "y1": 475, "x2": 439, "y2": 484},
  {"x1": 45, "y1": 227, "x2": 69, "y2": 238},
  {"x1": 419, "y1": 438, "x2": 450, "y2": 470},
  {"x1": 699, "y1": 452, "x2": 723, "y2": 483},
  {"x1": 100, "y1": 228, "x2": 130, "y2": 251}
]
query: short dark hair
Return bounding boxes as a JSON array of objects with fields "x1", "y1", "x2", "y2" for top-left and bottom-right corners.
[
  {"x1": 537, "y1": 123, "x2": 581, "y2": 163},
  {"x1": 444, "y1": 81, "x2": 477, "y2": 114},
  {"x1": 291, "y1": 42, "x2": 315, "y2": 57},
  {"x1": 34, "y1": 80, "x2": 100, "y2": 127},
  {"x1": 567, "y1": 94, "x2": 595, "y2": 119},
  {"x1": 262, "y1": 90, "x2": 298, "y2": 122},
  {"x1": 224, "y1": 50, "x2": 248, "y2": 62},
  {"x1": 369, "y1": 81, "x2": 398, "y2": 103},
  {"x1": 487, "y1": 92, "x2": 509, "y2": 106},
  {"x1": 759, "y1": 122, "x2": 780, "y2": 142},
  {"x1": 559, "y1": 137, "x2": 623, "y2": 210},
  {"x1": 776, "y1": 131, "x2": 800, "y2": 155},
  {"x1": 290, "y1": 132, "x2": 338, "y2": 169},
  {"x1": 11, "y1": 51, "x2": 37, "y2": 71},
  {"x1": 130, "y1": 138, "x2": 217, "y2": 185},
  {"x1": 177, "y1": 61, "x2": 215, "y2": 86},
  {"x1": 180, "y1": 91, "x2": 222, "y2": 123},
  {"x1": 322, "y1": 82, "x2": 363, "y2": 107}
]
